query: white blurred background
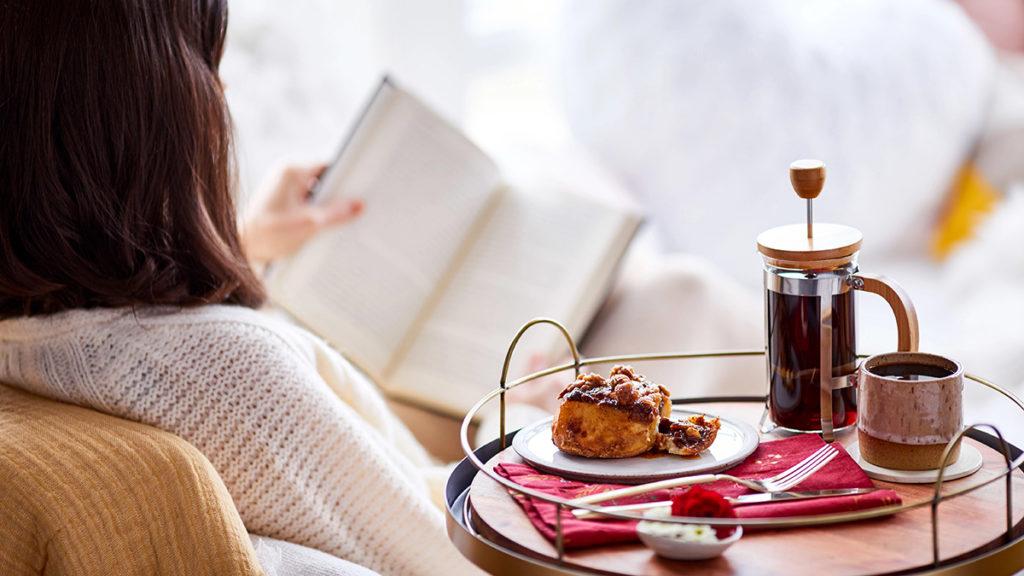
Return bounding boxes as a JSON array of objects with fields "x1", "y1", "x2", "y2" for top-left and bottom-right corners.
[
  {"x1": 222, "y1": 0, "x2": 569, "y2": 196},
  {"x1": 222, "y1": 0, "x2": 1024, "y2": 441}
]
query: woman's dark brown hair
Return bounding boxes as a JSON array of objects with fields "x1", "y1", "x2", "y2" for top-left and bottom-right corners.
[{"x1": 0, "y1": 0, "x2": 266, "y2": 317}]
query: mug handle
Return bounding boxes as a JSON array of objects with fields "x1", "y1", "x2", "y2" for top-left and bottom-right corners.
[{"x1": 851, "y1": 273, "x2": 920, "y2": 352}]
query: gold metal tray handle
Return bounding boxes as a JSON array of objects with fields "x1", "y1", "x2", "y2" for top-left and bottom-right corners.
[
  {"x1": 932, "y1": 423, "x2": 1014, "y2": 566},
  {"x1": 498, "y1": 318, "x2": 581, "y2": 451},
  {"x1": 495, "y1": 318, "x2": 582, "y2": 560}
]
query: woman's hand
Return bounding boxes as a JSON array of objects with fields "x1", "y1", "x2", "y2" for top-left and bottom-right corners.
[{"x1": 241, "y1": 162, "x2": 363, "y2": 266}]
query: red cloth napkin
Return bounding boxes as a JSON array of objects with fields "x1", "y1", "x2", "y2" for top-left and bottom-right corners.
[{"x1": 494, "y1": 434, "x2": 901, "y2": 549}]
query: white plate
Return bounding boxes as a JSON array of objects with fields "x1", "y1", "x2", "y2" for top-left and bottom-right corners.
[
  {"x1": 512, "y1": 408, "x2": 760, "y2": 484},
  {"x1": 847, "y1": 442, "x2": 983, "y2": 484}
]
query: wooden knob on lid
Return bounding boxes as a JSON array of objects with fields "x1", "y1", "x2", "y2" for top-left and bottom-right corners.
[
  {"x1": 758, "y1": 158, "x2": 861, "y2": 269},
  {"x1": 790, "y1": 159, "x2": 826, "y2": 199}
]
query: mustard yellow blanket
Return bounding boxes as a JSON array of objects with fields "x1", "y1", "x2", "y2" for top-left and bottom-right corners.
[{"x1": 0, "y1": 384, "x2": 264, "y2": 576}]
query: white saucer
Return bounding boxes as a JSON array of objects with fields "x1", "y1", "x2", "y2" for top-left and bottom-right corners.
[{"x1": 847, "y1": 442, "x2": 983, "y2": 484}]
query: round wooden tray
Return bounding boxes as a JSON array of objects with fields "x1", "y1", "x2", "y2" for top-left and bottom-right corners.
[{"x1": 448, "y1": 399, "x2": 1024, "y2": 576}]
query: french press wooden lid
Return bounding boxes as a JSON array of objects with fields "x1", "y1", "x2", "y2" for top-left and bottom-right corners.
[{"x1": 756, "y1": 159, "x2": 862, "y2": 270}]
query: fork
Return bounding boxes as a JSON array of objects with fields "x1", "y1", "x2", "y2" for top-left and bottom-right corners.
[{"x1": 568, "y1": 443, "x2": 839, "y2": 507}]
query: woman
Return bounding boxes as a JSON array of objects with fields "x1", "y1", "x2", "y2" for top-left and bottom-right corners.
[{"x1": 0, "y1": 1, "x2": 482, "y2": 574}]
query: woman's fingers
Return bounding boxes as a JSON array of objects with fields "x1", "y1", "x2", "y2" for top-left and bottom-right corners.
[
  {"x1": 268, "y1": 163, "x2": 330, "y2": 205},
  {"x1": 280, "y1": 162, "x2": 328, "y2": 182},
  {"x1": 282, "y1": 199, "x2": 363, "y2": 234},
  {"x1": 296, "y1": 163, "x2": 330, "y2": 199},
  {"x1": 314, "y1": 199, "x2": 364, "y2": 228},
  {"x1": 242, "y1": 161, "x2": 359, "y2": 266}
]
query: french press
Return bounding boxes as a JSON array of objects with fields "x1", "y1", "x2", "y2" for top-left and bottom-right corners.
[{"x1": 757, "y1": 160, "x2": 920, "y2": 441}]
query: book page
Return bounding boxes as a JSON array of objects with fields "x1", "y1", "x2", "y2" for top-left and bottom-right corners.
[
  {"x1": 387, "y1": 186, "x2": 640, "y2": 416},
  {"x1": 267, "y1": 82, "x2": 501, "y2": 376}
]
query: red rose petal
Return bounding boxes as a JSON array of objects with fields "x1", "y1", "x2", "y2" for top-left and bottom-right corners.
[{"x1": 669, "y1": 486, "x2": 737, "y2": 538}]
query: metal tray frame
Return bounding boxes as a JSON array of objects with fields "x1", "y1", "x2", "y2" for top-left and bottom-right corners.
[{"x1": 448, "y1": 318, "x2": 1024, "y2": 574}]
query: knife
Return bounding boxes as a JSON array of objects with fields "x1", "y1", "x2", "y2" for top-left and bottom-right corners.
[{"x1": 570, "y1": 488, "x2": 878, "y2": 520}]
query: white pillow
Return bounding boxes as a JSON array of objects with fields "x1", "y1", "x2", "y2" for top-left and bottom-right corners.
[{"x1": 559, "y1": 0, "x2": 995, "y2": 286}]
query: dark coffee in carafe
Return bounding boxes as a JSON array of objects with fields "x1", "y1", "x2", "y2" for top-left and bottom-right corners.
[{"x1": 767, "y1": 289, "x2": 857, "y2": 431}]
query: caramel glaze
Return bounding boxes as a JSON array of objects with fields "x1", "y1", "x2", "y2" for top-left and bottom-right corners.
[
  {"x1": 656, "y1": 415, "x2": 721, "y2": 455},
  {"x1": 558, "y1": 365, "x2": 671, "y2": 423}
]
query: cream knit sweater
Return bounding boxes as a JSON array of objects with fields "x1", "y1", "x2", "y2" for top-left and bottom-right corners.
[{"x1": 0, "y1": 305, "x2": 481, "y2": 576}]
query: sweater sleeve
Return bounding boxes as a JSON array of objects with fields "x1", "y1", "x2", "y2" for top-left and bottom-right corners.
[
  {"x1": 289, "y1": 321, "x2": 555, "y2": 511},
  {"x1": 296, "y1": 330, "x2": 463, "y2": 511},
  {"x1": 107, "y1": 319, "x2": 482, "y2": 576}
]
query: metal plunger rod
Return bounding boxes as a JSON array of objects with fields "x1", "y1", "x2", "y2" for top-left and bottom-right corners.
[
  {"x1": 789, "y1": 159, "x2": 826, "y2": 239},
  {"x1": 807, "y1": 198, "x2": 813, "y2": 238}
]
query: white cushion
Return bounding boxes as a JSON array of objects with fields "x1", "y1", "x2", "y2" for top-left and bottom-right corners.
[{"x1": 559, "y1": 0, "x2": 996, "y2": 286}]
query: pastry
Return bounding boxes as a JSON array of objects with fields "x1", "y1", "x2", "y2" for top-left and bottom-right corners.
[
  {"x1": 655, "y1": 415, "x2": 721, "y2": 456},
  {"x1": 551, "y1": 365, "x2": 721, "y2": 459},
  {"x1": 552, "y1": 365, "x2": 671, "y2": 458}
]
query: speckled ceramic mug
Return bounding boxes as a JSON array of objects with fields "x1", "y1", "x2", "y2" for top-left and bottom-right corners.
[{"x1": 856, "y1": 352, "x2": 964, "y2": 471}]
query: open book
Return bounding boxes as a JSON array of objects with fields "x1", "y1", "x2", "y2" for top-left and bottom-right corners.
[{"x1": 266, "y1": 78, "x2": 642, "y2": 418}]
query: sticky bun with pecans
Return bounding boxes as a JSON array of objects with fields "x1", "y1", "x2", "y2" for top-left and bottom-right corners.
[
  {"x1": 551, "y1": 365, "x2": 721, "y2": 459},
  {"x1": 551, "y1": 365, "x2": 672, "y2": 458}
]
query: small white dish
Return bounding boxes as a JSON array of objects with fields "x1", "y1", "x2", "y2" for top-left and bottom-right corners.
[
  {"x1": 847, "y1": 441, "x2": 983, "y2": 484},
  {"x1": 636, "y1": 508, "x2": 742, "y2": 560}
]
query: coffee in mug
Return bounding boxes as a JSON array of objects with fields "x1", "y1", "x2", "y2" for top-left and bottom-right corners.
[{"x1": 856, "y1": 352, "x2": 963, "y2": 471}]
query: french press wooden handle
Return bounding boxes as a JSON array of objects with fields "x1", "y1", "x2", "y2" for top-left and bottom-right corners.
[
  {"x1": 852, "y1": 273, "x2": 921, "y2": 352},
  {"x1": 790, "y1": 159, "x2": 826, "y2": 238}
]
